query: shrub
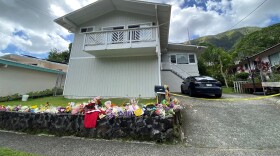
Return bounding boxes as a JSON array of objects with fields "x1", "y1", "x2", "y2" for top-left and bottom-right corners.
[
  {"x1": 0, "y1": 96, "x2": 9, "y2": 102},
  {"x1": 0, "y1": 88, "x2": 63, "y2": 102},
  {"x1": 9, "y1": 94, "x2": 21, "y2": 101},
  {"x1": 235, "y1": 72, "x2": 250, "y2": 80},
  {"x1": 226, "y1": 75, "x2": 234, "y2": 87}
]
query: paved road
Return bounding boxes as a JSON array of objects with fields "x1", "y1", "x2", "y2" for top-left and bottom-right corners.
[{"x1": 1, "y1": 94, "x2": 280, "y2": 156}]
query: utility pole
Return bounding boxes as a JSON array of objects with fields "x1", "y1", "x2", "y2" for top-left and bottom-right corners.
[{"x1": 187, "y1": 27, "x2": 191, "y2": 45}]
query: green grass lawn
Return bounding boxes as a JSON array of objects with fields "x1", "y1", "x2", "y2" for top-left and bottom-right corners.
[
  {"x1": 222, "y1": 87, "x2": 234, "y2": 94},
  {"x1": 0, "y1": 96, "x2": 156, "y2": 107},
  {"x1": 0, "y1": 147, "x2": 38, "y2": 156}
]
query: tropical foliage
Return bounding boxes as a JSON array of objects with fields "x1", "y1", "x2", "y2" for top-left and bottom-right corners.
[
  {"x1": 198, "y1": 43, "x2": 233, "y2": 87},
  {"x1": 232, "y1": 23, "x2": 280, "y2": 59},
  {"x1": 195, "y1": 23, "x2": 280, "y2": 87},
  {"x1": 47, "y1": 43, "x2": 72, "y2": 64}
]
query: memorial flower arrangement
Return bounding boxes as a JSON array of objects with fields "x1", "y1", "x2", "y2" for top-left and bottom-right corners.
[{"x1": 0, "y1": 96, "x2": 182, "y2": 119}]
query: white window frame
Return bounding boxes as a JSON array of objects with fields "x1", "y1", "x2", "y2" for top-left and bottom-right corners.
[
  {"x1": 80, "y1": 26, "x2": 95, "y2": 33},
  {"x1": 169, "y1": 53, "x2": 196, "y2": 64},
  {"x1": 127, "y1": 22, "x2": 153, "y2": 29},
  {"x1": 102, "y1": 25, "x2": 125, "y2": 31},
  {"x1": 176, "y1": 54, "x2": 189, "y2": 64},
  {"x1": 188, "y1": 53, "x2": 196, "y2": 64},
  {"x1": 170, "y1": 54, "x2": 177, "y2": 64},
  {"x1": 269, "y1": 53, "x2": 280, "y2": 67}
]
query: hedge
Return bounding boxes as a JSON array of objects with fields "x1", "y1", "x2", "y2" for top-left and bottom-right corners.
[{"x1": 0, "y1": 88, "x2": 63, "y2": 102}]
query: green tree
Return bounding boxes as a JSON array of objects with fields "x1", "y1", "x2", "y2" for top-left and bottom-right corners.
[
  {"x1": 199, "y1": 43, "x2": 233, "y2": 87},
  {"x1": 197, "y1": 56, "x2": 208, "y2": 76},
  {"x1": 233, "y1": 23, "x2": 280, "y2": 59},
  {"x1": 48, "y1": 49, "x2": 70, "y2": 64},
  {"x1": 47, "y1": 43, "x2": 72, "y2": 64}
]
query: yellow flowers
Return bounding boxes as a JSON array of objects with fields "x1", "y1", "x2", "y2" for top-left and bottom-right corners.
[{"x1": 31, "y1": 105, "x2": 37, "y2": 109}]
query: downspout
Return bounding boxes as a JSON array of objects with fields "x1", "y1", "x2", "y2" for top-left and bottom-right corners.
[{"x1": 155, "y1": 5, "x2": 162, "y2": 85}]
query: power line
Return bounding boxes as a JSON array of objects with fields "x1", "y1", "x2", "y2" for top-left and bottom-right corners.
[{"x1": 228, "y1": 0, "x2": 269, "y2": 30}]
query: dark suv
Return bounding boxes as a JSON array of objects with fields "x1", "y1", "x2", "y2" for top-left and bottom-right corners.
[{"x1": 181, "y1": 76, "x2": 222, "y2": 97}]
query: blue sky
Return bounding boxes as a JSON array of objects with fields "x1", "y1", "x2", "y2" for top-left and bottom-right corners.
[{"x1": 0, "y1": 0, "x2": 279, "y2": 59}]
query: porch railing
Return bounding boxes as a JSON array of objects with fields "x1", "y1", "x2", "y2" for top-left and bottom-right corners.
[
  {"x1": 161, "y1": 62, "x2": 193, "y2": 79},
  {"x1": 84, "y1": 27, "x2": 157, "y2": 46}
]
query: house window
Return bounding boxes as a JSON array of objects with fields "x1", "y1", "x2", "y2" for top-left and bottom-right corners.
[
  {"x1": 177, "y1": 55, "x2": 188, "y2": 64},
  {"x1": 80, "y1": 27, "x2": 94, "y2": 33},
  {"x1": 269, "y1": 53, "x2": 280, "y2": 66},
  {"x1": 189, "y1": 54, "x2": 195, "y2": 63},
  {"x1": 170, "y1": 55, "x2": 176, "y2": 64},
  {"x1": 170, "y1": 54, "x2": 196, "y2": 64}
]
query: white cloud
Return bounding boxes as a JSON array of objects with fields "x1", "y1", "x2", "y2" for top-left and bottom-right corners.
[
  {"x1": 65, "y1": 0, "x2": 83, "y2": 10},
  {"x1": 50, "y1": 4, "x2": 67, "y2": 17},
  {"x1": 0, "y1": 51, "x2": 10, "y2": 57},
  {"x1": 0, "y1": 0, "x2": 280, "y2": 56},
  {"x1": 157, "y1": 0, "x2": 280, "y2": 43},
  {"x1": 0, "y1": 0, "x2": 85, "y2": 55}
]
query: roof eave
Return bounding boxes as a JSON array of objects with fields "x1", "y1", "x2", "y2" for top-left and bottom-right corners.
[
  {"x1": 54, "y1": 0, "x2": 172, "y2": 34},
  {"x1": 0, "y1": 58, "x2": 66, "y2": 74}
]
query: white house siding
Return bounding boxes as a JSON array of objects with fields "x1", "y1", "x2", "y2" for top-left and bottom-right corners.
[
  {"x1": 161, "y1": 71, "x2": 183, "y2": 93},
  {"x1": 71, "y1": 33, "x2": 93, "y2": 58},
  {"x1": 81, "y1": 11, "x2": 156, "y2": 32},
  {"x1": 161, "y1": 51, "x2": 199, "y2": 76},
  {"x1": 64, "y1": 56, "x2": 159, "y2": 98},
  {"x1": 0, "y1": 66, "x2": 65, "y2": 96}
]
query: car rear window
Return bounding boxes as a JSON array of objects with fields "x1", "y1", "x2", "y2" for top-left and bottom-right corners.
[{"x1": 195, "y1": 76, "x2": 216, "y2": 82}]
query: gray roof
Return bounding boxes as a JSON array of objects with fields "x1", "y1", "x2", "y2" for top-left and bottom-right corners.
[
  {"x1": 167, "y1": 43, "x2": 207, "y2": 53},
  {"x1": 54, "y1": 0, "x2": 171, "y2": 48}
]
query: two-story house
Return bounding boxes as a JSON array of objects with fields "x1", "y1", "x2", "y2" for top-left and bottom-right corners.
[{"x1": 55, "y1": 0, "x2": 204, "y2": 98}]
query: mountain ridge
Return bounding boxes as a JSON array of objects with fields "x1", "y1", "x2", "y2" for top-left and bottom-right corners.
[{"x1": 186, "y1": 26, "x2": 261, "y2": 51}]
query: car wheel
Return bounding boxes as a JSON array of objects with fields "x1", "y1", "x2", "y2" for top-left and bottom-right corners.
[
  {"x1": 181, "y1": 86, "x2": 185, "y2": 94},
  {"x1": 189, "y1": 87, "x2": 195, "y2": 97},
  {"x1": 215, "y1": 94, "x2": 222, "y2": 98}
]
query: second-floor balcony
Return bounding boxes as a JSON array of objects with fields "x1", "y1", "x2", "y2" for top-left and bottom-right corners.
[{"x1": 83, "y1": 27, "x2": 158, "y2": 57}]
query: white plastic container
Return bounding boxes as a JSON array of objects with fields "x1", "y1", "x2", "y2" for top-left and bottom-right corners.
[{"x1": 22, "y1": 95, "x2": 29, "y2": 101}]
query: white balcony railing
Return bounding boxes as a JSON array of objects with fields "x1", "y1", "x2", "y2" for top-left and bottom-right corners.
[{"x1": 84, "y1": 27, "x2": 157, "y2": 46}]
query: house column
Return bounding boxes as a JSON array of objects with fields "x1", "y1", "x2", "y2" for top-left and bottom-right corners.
[
  {"x1": 155, "y1": 4, "x2": 161, "y2": 85},
  {"x1": 157, "y1": 51, "x2": 162, "y2": 85}
]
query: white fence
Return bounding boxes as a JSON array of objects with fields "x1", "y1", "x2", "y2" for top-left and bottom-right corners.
[
  {"x1": 233, "y1": 81, "x2": 248, "y2": 93},
  {"x1": 84, "y1": 27, "x2": 157, "y2": 46}
]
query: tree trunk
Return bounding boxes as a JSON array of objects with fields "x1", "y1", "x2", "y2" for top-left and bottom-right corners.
[{"x1": 219, "y1": 56, "x2": 229, "y2": 88}]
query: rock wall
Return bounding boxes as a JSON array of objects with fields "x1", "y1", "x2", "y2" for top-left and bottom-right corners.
[{"x1": 0, "y1": 111, "x2": 182, "y2": 142}]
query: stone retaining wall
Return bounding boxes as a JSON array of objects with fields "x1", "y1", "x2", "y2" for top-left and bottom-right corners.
[{"x1": 0, "y1": 111, "x2": 182, "y2": 142}]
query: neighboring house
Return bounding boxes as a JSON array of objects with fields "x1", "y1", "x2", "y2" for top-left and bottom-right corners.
[
  {"x1": 0, "y1": 54, "x2": 67, "y2": 96},
  {"x1": 1, "y1": 54, "x2": 68, "y2": 72},
  {"x1": 233, "y1": 43, "x2": 280, "y2": 73},
  {"x1": 54, "y1": 0, "x2": 205, "y2": 98}
]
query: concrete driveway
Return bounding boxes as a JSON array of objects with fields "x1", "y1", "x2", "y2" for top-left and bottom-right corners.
[
  {"x1": 178, "y1": 93, "x2": 280, "y2": 150},
  {"x1": 0, "y1": 93, "x2": 280, "y2": 156}
]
